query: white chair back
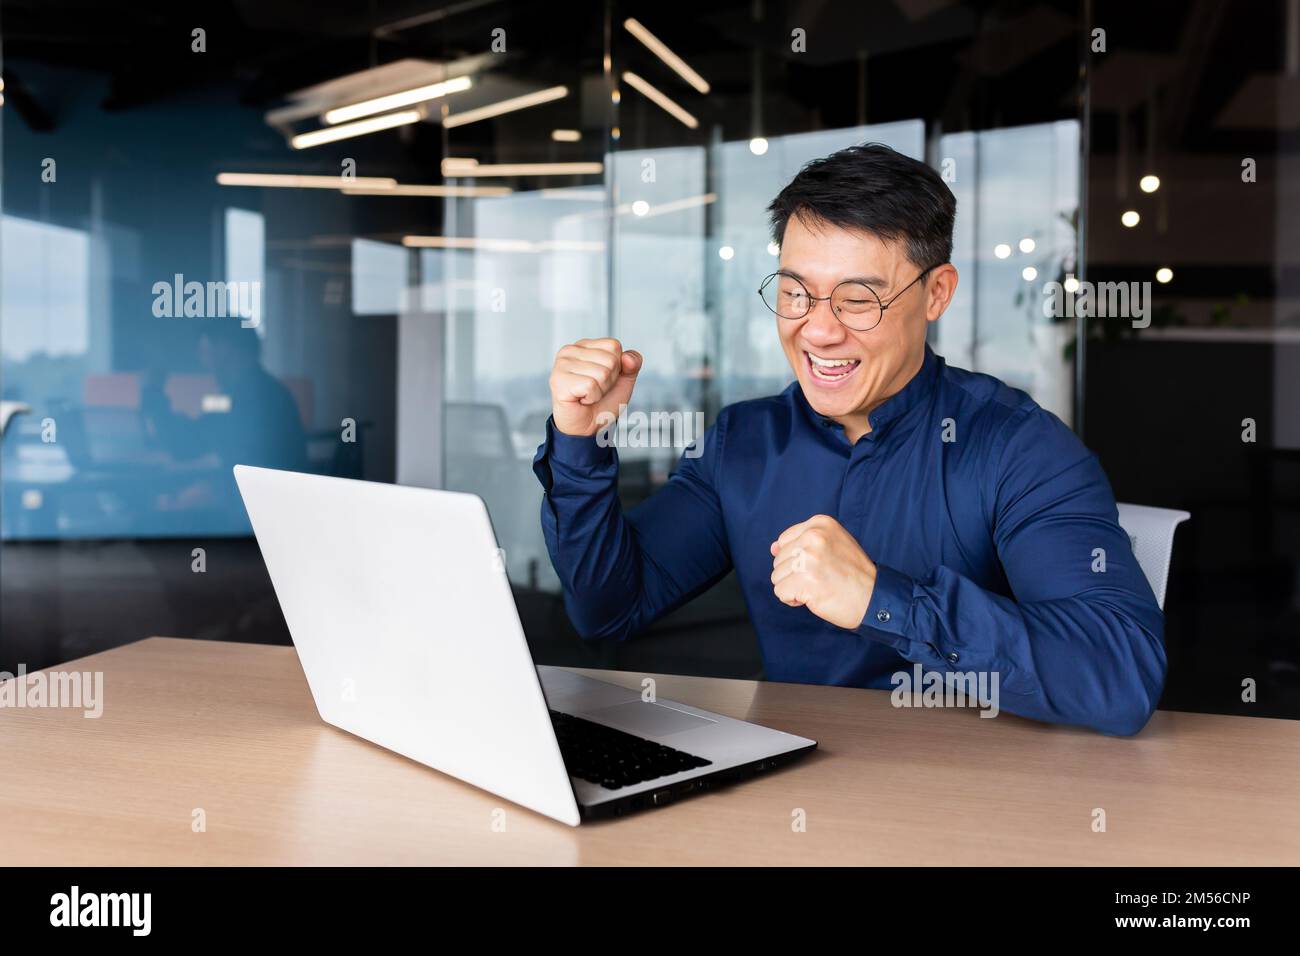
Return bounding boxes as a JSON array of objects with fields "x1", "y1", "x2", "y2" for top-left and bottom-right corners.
[{"x1": 1116, "y1": 503, "x2": 1190, "y2": 610}]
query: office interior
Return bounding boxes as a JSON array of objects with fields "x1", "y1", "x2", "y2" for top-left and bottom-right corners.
[{"x1": 1, "y1": 0, "x2": 1297, "y2": 724}]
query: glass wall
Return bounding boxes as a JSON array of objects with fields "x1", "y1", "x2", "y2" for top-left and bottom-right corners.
[
  {"x1": 0, "y1": 83, "x2": 399, "y2": 541},
  {"x1": 5, "y1": 0, "x2": 1295, "y2": 720},
  {"x1": 0, "y1": 0, "x2": 1086, "y2": 676}
]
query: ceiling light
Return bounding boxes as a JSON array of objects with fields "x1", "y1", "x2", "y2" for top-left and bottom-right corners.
[
  {"x1": 639, "y1": 193, "x2": 716, "y2": 217},
  {"x1": 1022, "y1": 266, "x2": 1038, "y2": 281},
  {"x1": 551, "y1": 129, "x2": 581, "y2": 142},
  {"x1": 719, "y1": 245, "x2": 735, "y2": 260},
  {"x1": 324, "y1": 76, "x2": 471, "y2": 125},
  {"x1": 442, "y1": 86, "x2": 568, "y2": 129},
  {"x1": 216, "y1": 173, "x2": 398, "y2": 189},
  {"x1": 441, "y1": 159, "x2": 603, "y2": 177},
  {"x1": 342, "y1": 183, "x2": 511, "y2": 197},
  {"x1": 749, "y1": 137, "x2": 769, "y2": 156},
  {"x1": 621, "y1": 72, "x2": 698, "y2": 129},
  {"x1": 994, "y1": 243, "x2": 1011, "y2": 259},
  {"x1": 401, "y1": 236, "x2": 605, "y2": 253},
  {"x1": 290, "y1": 110, "x2": 422, "y2": 149},
  {"x1": 1156, "y1": 267, "x2": 1173, "y2": 283},
  {"x1": 1019, "y1": 237, "x2": 1036, "y2": 253},
  {"x1": 622, "y1": 18, "x2": 711, "y2": 94},
  {"x1": 1139, "y1": 174, "x2": 1161, "y2": 193},
  {"x1": 1121, "y1": 210, "x2": 1141, "y2": 227},
  {"x1": 538, "y1": 188, "x2": 605, "y2": 201}
]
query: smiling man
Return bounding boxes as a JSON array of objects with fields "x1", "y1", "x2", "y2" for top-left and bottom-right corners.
[{"x1": 533, "y1": 143, "x2": 1165, "y2": 736}]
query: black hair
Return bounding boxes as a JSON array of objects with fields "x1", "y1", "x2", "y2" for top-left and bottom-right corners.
[{"x1": 767, "y1": 142, "x2": 956, "y2": 270}]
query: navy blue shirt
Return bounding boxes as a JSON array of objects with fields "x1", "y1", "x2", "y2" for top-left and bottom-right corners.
[{"x1": 533, "y1": 345, "x2": 1165, "y2": 735}]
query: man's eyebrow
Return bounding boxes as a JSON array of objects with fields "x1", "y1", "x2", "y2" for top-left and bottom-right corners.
[{"x1": 779, "y1": 268, "x2": 888, "y2": 288}]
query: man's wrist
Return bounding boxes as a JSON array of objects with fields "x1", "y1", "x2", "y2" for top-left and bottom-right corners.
[
  {"x1": 855, "y1": 563, "x2": 878, "y2": 628},
  {"x1": 546, "y1": 416, "x2": 615, "y2": 468},
  {"x1": 857, "y1": 563, "x2": 915, "y2": 649}
]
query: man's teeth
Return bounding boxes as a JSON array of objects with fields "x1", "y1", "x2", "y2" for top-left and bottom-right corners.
[
  {"x1": 808, "y1": 353, "x2": 860, "y2": 368},
  {"x1": 807, "y1": 352, "x2": 860, "y2": 383}
]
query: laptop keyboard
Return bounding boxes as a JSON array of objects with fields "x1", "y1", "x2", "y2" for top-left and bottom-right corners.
[{"x1": 549, "y1": 709, "x2": 712, "y2": 790}]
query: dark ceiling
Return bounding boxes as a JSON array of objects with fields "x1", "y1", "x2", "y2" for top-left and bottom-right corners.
[{"x1": 0, "y1": 0, "x2": 1293, "y2": 159}]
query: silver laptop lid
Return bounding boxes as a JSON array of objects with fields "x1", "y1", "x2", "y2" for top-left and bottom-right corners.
[{"x1": 233, "y1": 465, "x2": 581, "y2": 826}]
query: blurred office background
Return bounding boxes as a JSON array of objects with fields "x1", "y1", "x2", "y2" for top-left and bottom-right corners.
[{"x1": 1, "y1": 0, "x2": 1296, "y2": 719}]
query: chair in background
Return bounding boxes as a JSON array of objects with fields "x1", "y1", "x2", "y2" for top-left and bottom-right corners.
[
  {"x1": 0, "y1": 401, "x2": 31, "y2": 436},
  {"x1": 1116, "y1": 503, "x2": 1191, "y2": 610}
]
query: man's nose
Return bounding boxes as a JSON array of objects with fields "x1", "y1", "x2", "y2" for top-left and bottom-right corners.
[{"x1": 799, "y1": 299, "x2": 847, "y2": 344}]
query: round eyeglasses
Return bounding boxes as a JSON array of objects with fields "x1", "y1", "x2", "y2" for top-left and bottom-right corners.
[{"x1": 757, "y1": 266, "x2": 938, "y2": 332}]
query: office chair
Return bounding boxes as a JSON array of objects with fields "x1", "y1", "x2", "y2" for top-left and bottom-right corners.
[
  {"x1": 1115, "y1": 503, "x2": 1191, "y2": 611},
  {"x1": 0, "y1": 401, "x2": 31, "y2": 436}
]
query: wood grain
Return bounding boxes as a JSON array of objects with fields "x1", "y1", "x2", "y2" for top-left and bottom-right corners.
[{"x1": 0, "y1": 637, "x2": 1295, "y2": 865}]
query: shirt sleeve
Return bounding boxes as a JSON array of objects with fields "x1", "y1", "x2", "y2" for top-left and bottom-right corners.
[
  {"x1": 532, "y1": 414, "x2": 733, "y2": 641},
  {"x1": 855, "y1": 407, "x2": 1167, "y2": 736}
]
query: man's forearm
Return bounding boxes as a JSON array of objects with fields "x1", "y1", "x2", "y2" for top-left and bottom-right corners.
[
  {"x1": 534, "y1": 422, "x2": 646, "y2": 639},
  {"x1": 858, "y1": 563, "x2": 1166, "y2": 735},
  {"x1": 533, "y1": 414, "x2": 735, "y2": 642}
]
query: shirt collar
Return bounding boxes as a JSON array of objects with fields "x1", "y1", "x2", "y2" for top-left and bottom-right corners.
[{"x1": 793, "y1": 343, "x2": 942, "y2": 443}]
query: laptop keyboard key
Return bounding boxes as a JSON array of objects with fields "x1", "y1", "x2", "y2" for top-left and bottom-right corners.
[{"x1": 549, "y1": 709, "x2": 712, "y2": 790}]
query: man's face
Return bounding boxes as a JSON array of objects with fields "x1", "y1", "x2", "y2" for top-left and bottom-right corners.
[{"x1": 775, "y1": 214, "x2": 945, "y2": 432}]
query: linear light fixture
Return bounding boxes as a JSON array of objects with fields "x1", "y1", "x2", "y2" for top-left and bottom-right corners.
[
  {"x1": 569, "y1": 192, "x2": 716, "y2": 221},
  {"x1": 342, "y1": 183, "x2": 512, "y2": 197},
  {"x1": 551, "y1": 129, "x2": 582, "y2": 142},
  {"x1": 290, "y1": 109, "x2": 422, "y2": 150},
  {"x1": 402, "y1": 235, "x2": 605, "y2": 253},
  {"x1": 441, "y1": 85, "x2": 568, "y2": 129},
  {"x1": 324, "y1": 76, "x2": 472, "y2": 125},
  {"x1": 639, "y1": 192, "x2": 717, "y2": 217},
  {"x1": 404, "y1": 236, "x2": 534, "y2": 252},
  {"x1": 441, "y1": 158, "x2": 604, "y2": 178},
  {"x1": 621, "y1": 72, "x2": 698, "y2": 129},
  {"x1": 539, "y1": 188, "x2": 605, "y2": 200},
  {"x1": 622, "y1": 19, "x2": 710, "y2": 94},
  {"x1": 216, "y1": 173, "x2": 399, "y2": 189}
]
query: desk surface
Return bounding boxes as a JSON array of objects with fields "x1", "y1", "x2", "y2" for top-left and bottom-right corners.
[{"x1": 3, "y1": 637, "x2": 1297, "y2": 866}]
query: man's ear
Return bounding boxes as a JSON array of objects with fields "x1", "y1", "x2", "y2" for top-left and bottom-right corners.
[{"x1": 925, "y1": 263, "x2": 959, "y2": 322}]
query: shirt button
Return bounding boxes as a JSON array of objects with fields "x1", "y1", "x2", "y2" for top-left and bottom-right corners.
[
  {"x1": 946, "y1": 651, "x2": 960, "y2": 664},
  {"x1": 876, "y1": 609, "x2": 891, "y2": 624}
]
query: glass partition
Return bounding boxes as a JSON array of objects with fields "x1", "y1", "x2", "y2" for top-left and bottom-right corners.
[{"x1": 0, "y1": 0, "x2": 1087, "y2": 678}]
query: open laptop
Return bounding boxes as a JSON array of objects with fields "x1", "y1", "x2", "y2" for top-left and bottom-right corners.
[{"x1": 233, "y1": 465, "x2": 816, "y2": 826}]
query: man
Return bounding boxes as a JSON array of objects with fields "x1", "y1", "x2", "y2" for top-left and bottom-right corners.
[
  {"x1": 532, "y1": 143, "x2": 1165, "y2": 736},
  {"x1": 142, "y1": 322, "x2": 308, "y2": 519}
]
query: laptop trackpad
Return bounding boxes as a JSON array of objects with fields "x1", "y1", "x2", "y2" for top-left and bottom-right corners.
[{"x1": 580, "y1": 700, "x2": 716, "y2": 738}]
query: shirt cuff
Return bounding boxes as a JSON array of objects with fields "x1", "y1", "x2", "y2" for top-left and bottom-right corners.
[
  {"x1": 548, "y1": 417, "x2": 613, "y2": 466},
  {"x1": 857, "y1": 563, "x2": 916, "y2": 648},
  {"x1": 533, "y1": 416, "x2": 616, "y2": 491},
  {"x1": 859, "y1": 563, "x2": 970, "y2": 669},
  {"x1": 857, "y1": 563, "x2": 947, "y2": 668}
]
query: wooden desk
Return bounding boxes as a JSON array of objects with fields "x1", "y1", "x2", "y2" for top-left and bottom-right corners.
[{"x1": 2, "y1": 637, "x2": 1297, "y2": 865}]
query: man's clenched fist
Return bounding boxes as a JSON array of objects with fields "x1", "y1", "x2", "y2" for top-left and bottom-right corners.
[
  {"x1": 549, "y1": 338, "x2": 642, "y2": 437},
  {"x1": 770, "y1": 514, "x2": 878, "y2": 630}
]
